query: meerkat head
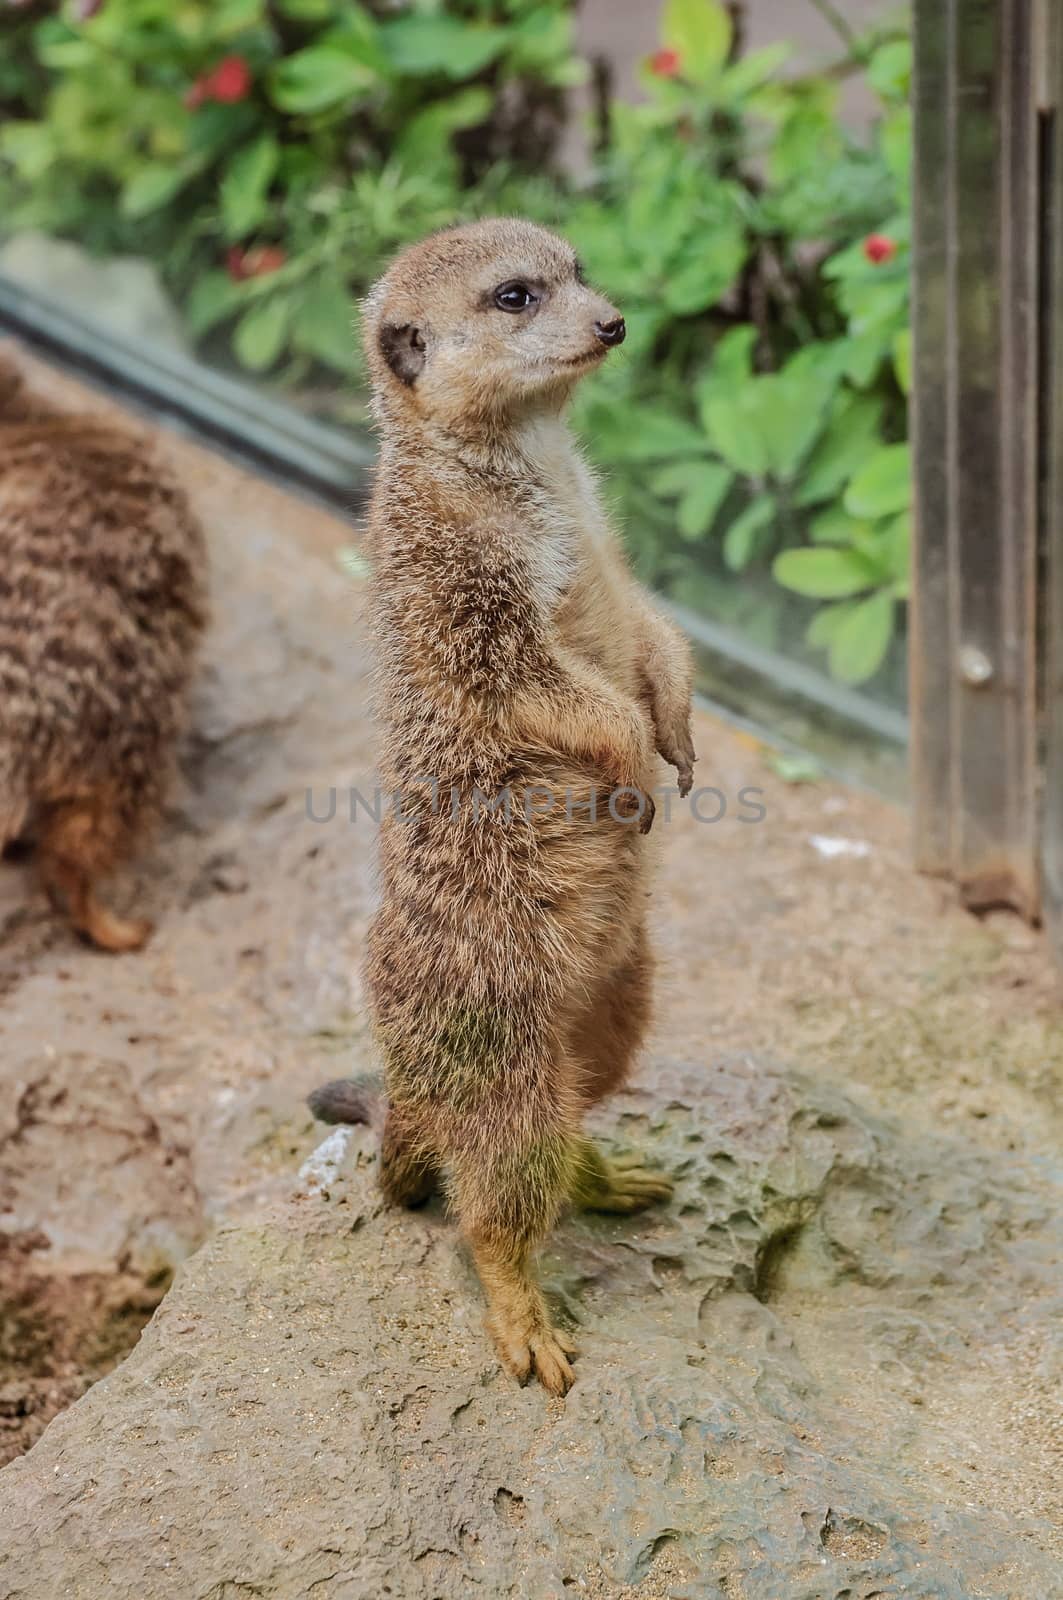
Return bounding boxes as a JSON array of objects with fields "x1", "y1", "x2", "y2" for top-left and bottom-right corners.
[{"x1": 362, "y1": 218, "x2": 625, "y2": 436}]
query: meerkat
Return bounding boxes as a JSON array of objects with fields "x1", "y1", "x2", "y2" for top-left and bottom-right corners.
[
  {"x1": 0, "y1": 354, "x2": 208, "y2": 951},
  {"x1": 308, "y1": 219, "x2": 696, "y2": 1395}
]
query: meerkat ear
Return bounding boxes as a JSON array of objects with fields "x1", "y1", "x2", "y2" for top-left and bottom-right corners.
[{"x1": 378, "y1": 322, "x2": 426, "y2": 387}]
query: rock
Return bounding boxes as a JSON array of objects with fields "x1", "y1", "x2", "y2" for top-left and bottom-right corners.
[
  {"x1": 0, "y1": 1054, "x2": 203, "y2": 1465},
  {"x1": 0, "y1": 233, "x2": 191, "y2": 354},
  {"x1": 0, "y1": 1059, "x2": 1058, "y2": 1599}
]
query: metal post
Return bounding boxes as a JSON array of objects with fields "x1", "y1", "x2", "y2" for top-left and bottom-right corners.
[{"x1": 911, "y1": 0, "x2": 1041, "y2": 919}]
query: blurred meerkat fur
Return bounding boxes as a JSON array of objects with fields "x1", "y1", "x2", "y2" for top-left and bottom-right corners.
[
  {"x1": 308, "y1": 219, "x2": 696, "y2": 1395},
  {"x1": 0, "y1": 354, "x2": 208, "y2": 950}
]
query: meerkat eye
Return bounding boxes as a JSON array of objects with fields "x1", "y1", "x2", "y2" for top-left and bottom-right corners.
[{"x1": 493, "y1": 281, "x2": 538, "y2": 313}]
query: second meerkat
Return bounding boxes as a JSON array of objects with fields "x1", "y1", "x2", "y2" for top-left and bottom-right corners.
[{"x1": 312, "y1": 219, "x2": 696, "y2": 1395}]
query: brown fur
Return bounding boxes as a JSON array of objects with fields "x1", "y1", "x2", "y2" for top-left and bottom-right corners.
[
  {"x1": 0, "y1": 355, "x2": 208, "y2": 950},
  {"x1": 312, "y1": 220, "x2": 695, "y2": 1393}
]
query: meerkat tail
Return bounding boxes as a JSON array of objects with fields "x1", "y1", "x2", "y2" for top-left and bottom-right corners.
[{"x1": 306, "y1": 1072, "x2": 385, "y2": 1128}]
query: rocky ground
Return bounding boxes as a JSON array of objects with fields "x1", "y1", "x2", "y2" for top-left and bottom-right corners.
[{"x1": 0, "y1": 348, "x2": 1060, "y2": 1599}]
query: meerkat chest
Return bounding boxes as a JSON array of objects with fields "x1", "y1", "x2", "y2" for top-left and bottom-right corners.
[{"x1": 518, "y1": 419, "x2": 621, "y2": 625}]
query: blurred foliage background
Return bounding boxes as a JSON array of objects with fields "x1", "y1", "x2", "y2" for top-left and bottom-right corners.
[{"x1": 0, "y1": 0, "x2": 911, "y2": 694}]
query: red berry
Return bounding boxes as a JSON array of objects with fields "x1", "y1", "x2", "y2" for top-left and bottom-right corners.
[
  {"x1": 228, "y1": 245, "x2": 286, "y2": 281},
  {"x1": 208, "y1": 55, "x2": 252, "y2": 104},
  {"x1": 247, "y1": 246, "x2": 286, "y2": 277},
  {"x1": 648, "y1": 48, "x2": 682, "y2": 78},
  {"x1": 863, "y1": 233, "x2": 897, "y2": 265}
]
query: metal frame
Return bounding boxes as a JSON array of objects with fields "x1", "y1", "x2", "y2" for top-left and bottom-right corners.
[{"x1": 911, "y1": 0, "x2": 1042, "y2": 919}]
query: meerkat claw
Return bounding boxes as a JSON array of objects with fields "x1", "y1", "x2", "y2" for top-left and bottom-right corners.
[
  {"x1": 528, "y1": 1331, "x2": 577, "y2": 1396},
  {"x1": 490, "y1": 1316, "x2": 579, "y2": 1395},
  {"x1": 581, "y1": 1154, "x2": 674, "y2": 1214}
]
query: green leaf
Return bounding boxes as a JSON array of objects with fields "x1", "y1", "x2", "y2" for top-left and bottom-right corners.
[
  {"x1": 0, "y1": 122, "x2": 55, "y2": 181},
  {"x1": 648, "y1": 461, "x2": 705, "y2": 498},
  {"x1": 676, "y1": 462, "x2": 734, "y2": 539},
  {"x1": 867, "y1": 39, "x2": 912, "y2": 102},
  {"x1": 276, "y1": 0, "x2": 334, "y2": 15},
  {"x1": 881, "y1": 106, "x2": 912, "y2": 195},
  {"x1": 794, "y1": 394, "x2": 883, "y2": 507},
  {"x1": 828, "y1": 590, "x2": 894, "y2": 684},
  {"x1": 233, "y1": 295, "x2": 290, "y2": 371},
  {"x1": 269, "y1": 48, "x2": 377, "y2": 113},
  {"x1": 662, "y1": 0, "x2": 732, "y2": 83},
  {"x1": 844, "y1": 443, "x2": 911, "y2": 519},
  {"x1": 835, "y1": 329, "x2": 888, "y2": 388},
  {"x1": 381, "y1": 16, "x2": 507, "y2": 78},
  {"x1": 719, "y1": 42, "x2": 790, "y2": 100},
  {"x1": 185, "y1": 270, "x2": 247, "y2": 337},
  {"x1": 220, "y1": 135, "x2": 278, "y2": 241},
  {"x1": 723, "y1": 494, "x2": 775, "y2": 570},
  {"x1": 212, "y1": 0, "x2": 266, "y2": 33},
  {"x1": 892, "y1": 328, "x2": 911, "y2": 395},
  {"x1": 292, "y1": 274, "x2": 358, "y2": 372},
  {"x1": 662, "y1": 226, "x2": 747, "y2": 315},
  {"x1": 759, "y1": 370, "x2": 835, "y2": 480},
  {"x1": 880, "y1": 509, "x2": 910, "y2": 586},
  {"x1": 703, "y1": 391, "x2": 767, "y2": 477},
  {"x1": 695, "y1": 325, "x2": 757, "y2": 415},
  {"x1": 712, "y1": 324, "x2": 757, "y2": 383},
  {"x1": 809, "y1": 506, "x2": 872, "y2": 545},
  {"x1": 806, "y1": 600, "x2": 858, "y2": 649},
  {"x1": 772, "y1": 546, "x2": 880, "y2": 598},
  {"x1": 120, "y1": 162, "x2": 193, "y2": 218},
  {"x1": 622, "y1": 410, "x2": 709, "y2": 461},
  {"x1": 396, "y1": 87, "x2": 492, "y2": 169}
]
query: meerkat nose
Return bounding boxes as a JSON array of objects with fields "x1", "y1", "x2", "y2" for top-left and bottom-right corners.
[{"x1": 594, "y1": 316, "x2": 626, "y2": 348}]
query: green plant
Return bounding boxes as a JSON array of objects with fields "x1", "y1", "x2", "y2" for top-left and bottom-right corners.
[
  {"x1": 0, "y1": 0, "x2": 913, "y2": 689},
  {"x1": 565, "y1": 0, "x2": 911, "y2": 685},
  {"x1": 0, "y1": 0, "x2": 582, "y2": 387}
]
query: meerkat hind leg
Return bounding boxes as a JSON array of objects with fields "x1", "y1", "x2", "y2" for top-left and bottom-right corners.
[
  {"x1": 471, "y1": 1231, "x2": 578, "y2": 1396},
  {"x1": 379, "y1": 1111, "x2": 439, "y2": 1208}
]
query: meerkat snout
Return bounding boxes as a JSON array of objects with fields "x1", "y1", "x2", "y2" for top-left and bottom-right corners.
[{"x1": 594, "y1": 315, "x2": 626, "y2": 348}]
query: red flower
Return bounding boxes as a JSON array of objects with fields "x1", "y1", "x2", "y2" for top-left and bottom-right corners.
[
  {"x1": 187, "y1": 55, "x2": 253, "y2": 110},
  {"x1": 209, "y1": 55, "x2": 253, "y2": 103},
  {"x1": 863, "y1": 233, "x2": 896, "y2": 265},
  {"x1": 648, "y1": 47, "x2": 682, "y2": 78},
  {"x1": 227, "y1": 245, "x2": 286, "y2": 282}
]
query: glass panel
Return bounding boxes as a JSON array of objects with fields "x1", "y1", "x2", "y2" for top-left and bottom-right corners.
[{"x1": 0, "y1": 0, "x2": 910, "y2": 776}]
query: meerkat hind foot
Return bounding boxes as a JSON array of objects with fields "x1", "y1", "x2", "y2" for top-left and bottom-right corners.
[
  {"x1": 78, "y1": 898, "x2": 154, "y2": 953},
  {"x1": 489, "y1": 1314, "x2": 578, "y2": 1396},
  {"x1": 577, "y1": 1146, "x2": 674, "y2": 1215},
  {"x1": 49, "y1": 867, "x2": 152, "y2": 952}
]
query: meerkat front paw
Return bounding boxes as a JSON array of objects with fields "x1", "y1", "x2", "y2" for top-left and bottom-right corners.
[{"x1": 656, "y1": 722, "x2": 697, "y2": 797}]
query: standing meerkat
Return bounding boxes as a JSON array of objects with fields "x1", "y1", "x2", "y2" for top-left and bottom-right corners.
[
  {"x1": 309, "y1": 219, "x2": 696, "y2": 1394},
  {"x1": 0, "y1": 355, "x2": 208, "y2": 951}
]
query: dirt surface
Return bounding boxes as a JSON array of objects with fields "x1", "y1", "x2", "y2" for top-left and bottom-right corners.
[{"x1": 0, "y1": 347, "x2": 1061, "y2": 1597}]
